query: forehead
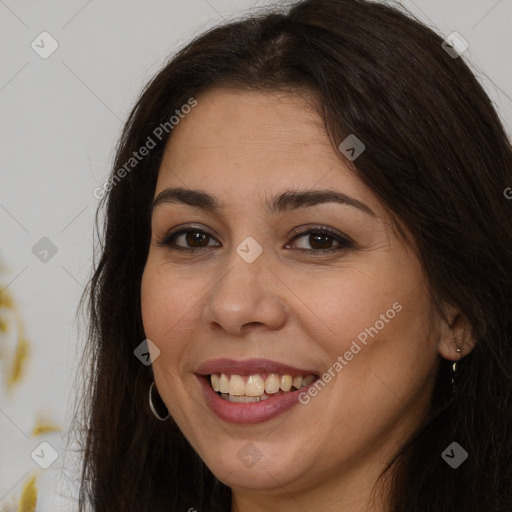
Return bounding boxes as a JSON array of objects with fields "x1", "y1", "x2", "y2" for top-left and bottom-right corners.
[
  {"x1": 155, "y1": 87, "x2": 382, "y2": 217},
  {"x1": 163, "y1": 87, "x2": 327, "y2": 162}
]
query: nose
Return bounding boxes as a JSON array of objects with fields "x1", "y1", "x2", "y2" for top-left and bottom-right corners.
[{"x1": 201, "y1": 246, "x2": 288, "y2": 336}]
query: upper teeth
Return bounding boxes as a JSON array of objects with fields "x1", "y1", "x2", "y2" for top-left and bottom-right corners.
[{"x1": 210, "y1": 373, "x2": 315, "y2": 397}]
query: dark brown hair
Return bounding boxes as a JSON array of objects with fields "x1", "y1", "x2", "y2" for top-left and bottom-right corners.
[{"x1": 73, "y1": 0, "x2": 512, "y2": 510}]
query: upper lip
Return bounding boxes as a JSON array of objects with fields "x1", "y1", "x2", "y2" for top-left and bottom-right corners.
[{"x1": 195, "y1": 358, "x2": 319, "y2": 377}]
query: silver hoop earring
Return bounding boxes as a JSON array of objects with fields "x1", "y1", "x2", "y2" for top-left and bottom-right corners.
[{"x1": 149, "y1": 381, "x2": 170, "y2": 421}]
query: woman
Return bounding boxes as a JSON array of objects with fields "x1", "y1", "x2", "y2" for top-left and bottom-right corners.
[{"x1": 73, "y1": 0, "x2": 512, "y2": 510}]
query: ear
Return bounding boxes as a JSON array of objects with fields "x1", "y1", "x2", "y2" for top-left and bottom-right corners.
[{"x1": 437, "y1": 304, "x2": 476, "y2": 360}]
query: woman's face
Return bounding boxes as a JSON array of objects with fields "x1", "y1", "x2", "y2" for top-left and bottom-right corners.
[{"x1": 141, "y1": 88, "x2": 454, "y2": 505}]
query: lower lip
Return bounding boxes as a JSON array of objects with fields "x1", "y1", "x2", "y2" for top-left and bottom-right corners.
[{"x1": 197, "y1": 375, "x2": 318, "y2": 424}]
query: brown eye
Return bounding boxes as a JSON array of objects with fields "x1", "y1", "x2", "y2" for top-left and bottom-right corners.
[
  {"x1": 184, "y1": 231, "x2": 210, "y2": 247},
  {"x1": 287, "y1": 227, "x2": 354, "y2": 253},
  {"x1": 307, "y1": 234, "x2": 335, "y2": 250},
  {"x1": 157, "y1": 228, "x2": 221, "y2": 251}
]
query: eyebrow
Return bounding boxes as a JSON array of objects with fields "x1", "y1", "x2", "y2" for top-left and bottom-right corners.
[{"x1": 151, "y1": 187, "x2": 376, "y2": 217}]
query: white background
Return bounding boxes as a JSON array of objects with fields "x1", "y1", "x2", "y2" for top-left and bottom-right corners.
[{"x1": 0, "y1": 0, "x2": 511, "y2": 510}]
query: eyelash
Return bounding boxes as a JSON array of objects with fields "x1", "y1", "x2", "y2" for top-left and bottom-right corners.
[{"x1": 156, "y1": 225, "x2": 354, "y2": 255}]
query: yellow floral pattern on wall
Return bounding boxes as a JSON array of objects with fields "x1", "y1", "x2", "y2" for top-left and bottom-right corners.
[{"x1": 0, "y1": 258, "x2": 61, "y2": 512}]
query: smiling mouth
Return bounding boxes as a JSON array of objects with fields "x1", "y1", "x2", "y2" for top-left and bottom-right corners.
[{"x1": 209, "y1": 372, "x2": 319, "y2": 402}]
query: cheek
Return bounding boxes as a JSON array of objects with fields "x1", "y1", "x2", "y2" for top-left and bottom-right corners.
[
  {"x1": 293, "y1": 258, "x2": 436, "y2": 394},
  {"x1": 141, "y1": 267, "x2": 165, "y2": 338},
  {"x1": 140, "y1": 263, "x2": 213, "y2": 379},
  {"x1": 140, "y1": 266, "x2": 192, "y2": 346},
  {"x1": 287, "y1": 265, "x2": 408, "y2": 347}
]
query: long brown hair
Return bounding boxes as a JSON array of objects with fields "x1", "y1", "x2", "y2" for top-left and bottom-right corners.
[{"x1": 73, "y1": 0, "x2": 512, "y2": 510}]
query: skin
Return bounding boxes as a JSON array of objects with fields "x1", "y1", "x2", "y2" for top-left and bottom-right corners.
[{"x1": 140, "y1": 88, "x2": 474, "y2": 512}]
